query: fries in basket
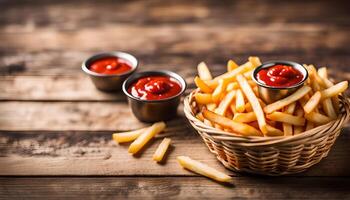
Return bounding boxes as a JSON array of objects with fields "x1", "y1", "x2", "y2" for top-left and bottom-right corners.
[{"x1": 193, "y1": 57, "x2": 348, "y2": 137}]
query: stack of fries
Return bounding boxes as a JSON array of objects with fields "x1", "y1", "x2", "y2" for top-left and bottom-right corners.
[{"x1": 194, "y1": 57, "x2": 348, "y2": 137}]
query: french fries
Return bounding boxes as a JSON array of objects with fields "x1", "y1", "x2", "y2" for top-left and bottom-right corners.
[
  {"x1": 128, "y1": 122, "x2": 166, "y2": 154},
  {"x1": 227, "y1": 60, "x2": 238, "y2": 72},
  {"x1": 264, "y1": 86, "x2": 311, "y2": 114},
  {"x1": 113, "y1": 128, "x2": 147, "y2": 143},
  {"x1": 236, "y1": 74, "x2": 267, "y2": 134},
  {"x1": 194, "y1": 93, "x2": 213, "y2": 104},
  {"x1": 266, "y1": 112, "x2": 305, "y2": 126},
  {"x1": 203, "y1": 109, "x2": 263, "y2": 136},
  {"x1": 235, "y1": 89, "x2": 245, "y2": 113},
  {"x1": 305, "y1": 112, "x2": 332, "y2": 125},
  {"x1": 215, "y1": 90, "x2": 236, "y2": 116},
  {"x1": 192, "y1": 57, "x2": 348, "y2": 137},
  {"x1": 212, "y1": 79, "x2": 229, "y2": 103},
  {"x1": 233, "y1": 112, "x2": 256, "y2": 123},
  {"x1": 197, "y1": 62, "x2": 212, "y2": 80},
  {"x1": 177, "y1": 156, "x2": 232, "y2": 183},
  {"x1": 195, "y1": 76, "x2": 213, "y2": 93},
  {"x1": 282, "y1": 102, "x2": 296, "y2": 136},
  {"x1": 153, "y1": 138, "x2": 171, "y2": 162},
  {"x1": 321, "y1": 81, "x2": 348, "y2": 99},
  {"x1": 303, "y1": 91, "x2": 321, "y2": 114}
]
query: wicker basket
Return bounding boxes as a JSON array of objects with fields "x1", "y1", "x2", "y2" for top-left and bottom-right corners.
[{"x1": 184, "y1": 90, "x2": 350, "y2": 175}]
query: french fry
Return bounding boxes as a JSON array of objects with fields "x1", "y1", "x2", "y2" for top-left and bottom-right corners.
[
  {"x1": 227, "y1": 60, "x2": 239, "y2": 72},
  {"x1": 266, "y1": 112, "x2": 305, "y2": 126},
  {"x1": 285, "y1": 102, "x2": 297, "y2": 114},
  {"x1": 206, "y1": 103, "x2": 217, "y2": 111},
  {"x1": 203, "y1": 109, "x2": 263, "y2": 136},
  {"x1": 304, "y1": 112, "x2": 332, "y2": 125},
  {"x1": 306, "y1": 64, "x2": 326, "y2": 89},
  {"x1": 215, "y1": 90, "x2": 236, "y2": 116},
  {"x1": 112, "y1": 128, "x2": 147, "y2": 143},
  {"x1": 194, "y1": 93, "x2": 213, "y2": 104},
  {"x1": 207, "y1": 61, "x2": 254, "y2": 86},
  {"x1": 177, "y1": 156, "x2": 232, "y2": 183},
  {"x1": 226, "y1": 82, "x2": 239, "y2": 92},
  {"x1": 197, "y1": 62, "x2": 212, "y2": 80},
  {"x1": 322, "y1": 98, "x2": 337, "y2": 119},
  {"x1": 194, "y1": 76, "x2": 213, "y2": 93},
  {"x1": 153, "y1": 138, "x2": 171, "y2": 162},
  {"x1": 266, "y1": 125, "x2": 284, "y2": 137},
  {"x1": 236, "y1": 74, "x2": 268, "y2": 134},
  {"x1": 303, "y1": 91, "x2": 321, "y2": 114},
  {"x1": 321, "y1": 81, "x2": 348, "y2": 99},
  {"x1": 233, "y1": 112, "x2": 257, "y2": 123},
  {"x1": 235, "y1": 89, "x2": 245, "y2": 112},
  {"x1": 212, "y1": 79, "x2": 229, "y2": 103},
  {"x1": 317, "y1": 67, "x2": 328, "y2": 79},
  {"x1": 248, "y1": 56, "x2": 262, "y2": 68},
  {"x1": 282, "y1": 102, "x2": 296, "y2": 136},
  {"x1": 283, "y1": 123, "x2": 293, "y2": 136},
  {"x1": 243, "y1": 69, "x2": 253, "y2": 80},
  {"x1": 294, "y1": 108, "x2": 304, "y2": 135},
  {"x1": 128, "y1": 122, "x2": 166, "y2": 154},
  {"x1": 264, "y1": 86, "x2": 311, "y2": 114}
]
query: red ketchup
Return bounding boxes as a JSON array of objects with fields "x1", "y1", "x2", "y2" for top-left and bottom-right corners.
[
  {"x1": 128, "y1": 75, "x2": 182, "y2": 100},
  {"x1": 89, "y1": 57, "x2": 132, "y2": 75},
  {"x1": 256, "y1": 65, "x2": 303, "y2": 87}
]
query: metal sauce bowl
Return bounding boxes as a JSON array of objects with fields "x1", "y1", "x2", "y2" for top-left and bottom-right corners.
[
  {"x1": 252, "y1": 61, "x2": 309, "y2": 104},
  {"x1": 82, "y1": 51, "x2": 138, "y2": 92},
  {"x1": 122, "y1": 70, "x2": 187, "y2": 122}
]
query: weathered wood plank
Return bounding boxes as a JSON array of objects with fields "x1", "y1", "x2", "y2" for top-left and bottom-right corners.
[
  {"x1": 1, "y1": 24, "x2": 349, "y2": 55},
  {"x1": 1, "y1": 51, "x2": 349, "y2": 79},
  {"x1": 0, "y1": 128, "x2": 349, "y2": 176},
  {"x1": 0, "y1": 76, "x2": 127, "y2": 101},
  {"x1": 0, "y1": 102, "x2": 147, "y2": 131},
  {"x1": 0, "y1": 0, "x2": 348, "y2": 27},
  {"x1": 0, "y1": 177, "x2": 349, "y2": 199}
]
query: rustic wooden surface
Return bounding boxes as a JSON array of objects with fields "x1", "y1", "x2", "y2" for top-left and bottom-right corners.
[{"x1": 0, "y1": 0, "x2": 350, "y2": 199}]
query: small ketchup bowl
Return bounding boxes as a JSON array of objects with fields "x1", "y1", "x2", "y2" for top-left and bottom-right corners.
[
  {"x1": 252, "y1": 60, "x2": 308, "y2": 104},
  {"x1": 122, "y1": 70, "x2": 187, "y2": 122},
  {"x1": 82, "y1": 52, "x2": 138, "y2": 92}
]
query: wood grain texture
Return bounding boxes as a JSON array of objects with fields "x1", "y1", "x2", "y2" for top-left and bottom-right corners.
[
  {"x1": 0, "y1": 101, "x2": 146, "y2": 131},
  {"x1": 0, "y1": 0, "x2": 349, "y2": 198},
  {"x1": 1, "y1": 24, "x2": 349, "y2": 55},
  {"x1": 1, "y1": 177, "x2": 350, "y2": 199},
  {"x1": 0, "y1": 128, "x2": 349, "y2": 176},
  {"x1": 1, "y1": 0, "x2": 348, "y2": 26}
]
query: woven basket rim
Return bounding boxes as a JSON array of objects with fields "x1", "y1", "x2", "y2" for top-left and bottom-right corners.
[{"x1": 184, "y1": 89, "x2": 350, "y2": 146}]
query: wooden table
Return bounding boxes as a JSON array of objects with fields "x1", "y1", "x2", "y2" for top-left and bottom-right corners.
[{"x1": 1, "y1": 0, "x2": 350, "y2": 199}]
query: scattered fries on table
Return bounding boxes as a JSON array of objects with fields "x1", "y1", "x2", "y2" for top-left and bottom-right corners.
[
  {"x1": 177, "y1": 156, "x2": 232, "y2": 183},
  {"x1": 153, "y1": 138, "x2": 172, "y2": 162},
  {"x1": 193, "y1": 57, "x2": 348, "y2": 137},
  {"x1": 128, "y1": 122, "x2": 166, "y2": 154}
]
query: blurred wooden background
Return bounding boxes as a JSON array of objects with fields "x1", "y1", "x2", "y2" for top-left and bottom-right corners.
[{"x1": 0, "y1": 0, "x2": 349, "y2": 199}]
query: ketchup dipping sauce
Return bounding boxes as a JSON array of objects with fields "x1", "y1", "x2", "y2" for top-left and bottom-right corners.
[
  {"x1": 256, "y1": 64, "x2": 304, "y2": 87},
  {"x1": 128, "y1": 75, "x2": 182, "y2": 100},
  {"x1": 82, "y1": 52, "x2": 138, "y2": 92},
  {"x1": 89, "y1": 57, "x2": 132, "y2": 75},
  {"x1": 123, "y1": 71, "x2": 187, "y2": 122},
  {"x1": 252, "y1": 61, "x2": 308, "y2": 104}
]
